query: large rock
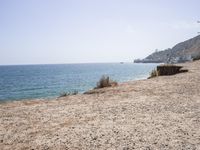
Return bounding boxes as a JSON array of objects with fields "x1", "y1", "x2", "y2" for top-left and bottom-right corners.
[{"x1": 157, "y1": 65, "x2": 183, "y2": 76}]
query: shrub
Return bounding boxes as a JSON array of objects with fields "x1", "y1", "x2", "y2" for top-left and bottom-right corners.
[
  {"x1": 59, "y1": 90, "x2": 78, "y2": 97},
  {"x1": 193, "y1": 55, "x2": 200, "y2": 61},
  {"x1": 149, "y1": 69, "x2": 160, "y2": 78},
  {"x1": 95, "y1": 75, "x2": 118, "y2": 89}
]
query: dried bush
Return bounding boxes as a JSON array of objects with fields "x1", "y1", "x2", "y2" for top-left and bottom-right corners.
[
  {"x1": 95, "y1": 75, "x2": 118, "y2": 89},
  {"x1": 59, "y1": 90, "x2": 78, "y2": 97},
  {"x1": 193, "y1": 55, "x2": 200, "y2": 61},
  {"x1": 149, "y1": 69, "x2": 160, "y2": 78}
]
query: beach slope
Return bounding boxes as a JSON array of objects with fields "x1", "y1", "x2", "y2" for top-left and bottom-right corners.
[{"x1": 0, "y1": 61, "x2": 200, "y2": 150}]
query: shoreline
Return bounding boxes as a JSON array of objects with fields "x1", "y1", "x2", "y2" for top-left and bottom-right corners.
[
  {"x1": 0, "y1": 74, "x2": 150, "y2": 103},
  {"x1": 1, "y1": 60, "x2": 200, "y2": 149}
]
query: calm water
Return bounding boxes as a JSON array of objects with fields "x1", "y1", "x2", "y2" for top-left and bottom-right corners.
[{"x1": 0, "y1": 63, "x2": 157, "y2": 101}]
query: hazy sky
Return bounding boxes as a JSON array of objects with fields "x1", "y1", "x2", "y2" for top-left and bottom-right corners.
[{"x1": 0, "y1": 0, "x2": 200, "y2": 65}]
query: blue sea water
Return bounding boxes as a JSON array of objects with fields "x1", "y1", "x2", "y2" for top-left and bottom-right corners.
[{"x1": 0, "y1": 63, "x2": 157, "y2": 101}]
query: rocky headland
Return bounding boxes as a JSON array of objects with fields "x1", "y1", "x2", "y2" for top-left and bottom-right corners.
[{"x1": 134, "y1": 35, "x2": 200, "y2": 64}]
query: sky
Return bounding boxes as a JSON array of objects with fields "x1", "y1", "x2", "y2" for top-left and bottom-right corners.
[{"x1": 0, "y1": 0, "x2": 200, "y2": 65}]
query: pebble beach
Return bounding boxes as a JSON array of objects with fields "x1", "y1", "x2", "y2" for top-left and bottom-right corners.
[{"x1": 0, "y1": 60, "x2": 200, "y2": 150}]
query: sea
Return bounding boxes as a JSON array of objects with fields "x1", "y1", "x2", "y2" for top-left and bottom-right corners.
[{"x1": 0, "y1": 63, "x2": 157, "y2": 102}]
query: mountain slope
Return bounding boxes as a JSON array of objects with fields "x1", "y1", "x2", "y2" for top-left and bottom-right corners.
[{"x1": 135, "y1": 35, "x2": 200, "y2": 63}]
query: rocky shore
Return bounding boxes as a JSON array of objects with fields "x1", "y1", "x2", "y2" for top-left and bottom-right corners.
[{"x1": 0, "y1": 61, "x2": 200, "y2": 150}]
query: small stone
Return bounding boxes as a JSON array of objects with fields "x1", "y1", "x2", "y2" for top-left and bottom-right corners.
[{"x1": 92, "y1": 137, "x2": 97, "y2": 140}]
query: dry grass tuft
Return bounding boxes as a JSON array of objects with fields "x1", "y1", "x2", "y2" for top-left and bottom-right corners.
[
  {"x1": 95, "y1": 75, "x2": 118, "y2": 89},
  {"x1": 193, "y1": 55, "x2": 200, "y2": 61},
  {"x1": 149, "y1": 69, "x2": 160, "y2": 78},
  {"x1": 59, "y1": 90, "x2": 78, "y2": 97}
]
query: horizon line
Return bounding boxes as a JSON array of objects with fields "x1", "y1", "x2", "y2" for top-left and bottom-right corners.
[{"x1": 0, "y1": 61, "x2": 137, "y2": 66}]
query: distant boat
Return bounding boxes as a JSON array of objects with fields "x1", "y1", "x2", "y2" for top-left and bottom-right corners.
[{"x1": 120, "y1": 62, "x2": 124, "y2": 64}]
